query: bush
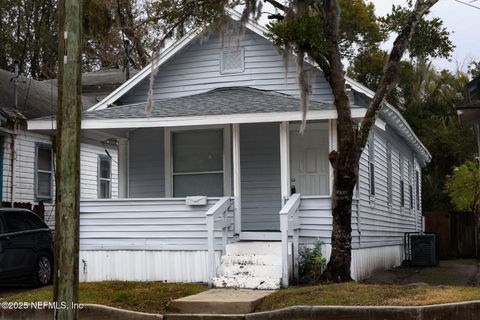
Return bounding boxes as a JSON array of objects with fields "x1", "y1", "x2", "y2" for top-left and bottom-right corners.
[{"x1": 298, "y1": 240, "x2": 327, "y2": 283}]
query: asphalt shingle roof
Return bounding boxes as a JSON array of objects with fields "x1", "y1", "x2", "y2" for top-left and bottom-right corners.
[{"x1": 83, "y1": 87, "x2": 340, "y2": 120}]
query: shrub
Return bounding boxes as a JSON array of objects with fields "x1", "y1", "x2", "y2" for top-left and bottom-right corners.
[{"x1": 298, "y1": 240, "x2": 327, "y2": 283}]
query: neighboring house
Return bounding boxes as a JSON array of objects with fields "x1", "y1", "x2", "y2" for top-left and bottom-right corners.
[
  {"x1": 28, "y1": 14, "x2": 431, "y2": 288},
  {"x1": 458, "y1": 76, "x2": 480, "y2": 163},
  {"x1": 0, "y1": 68, "x2": 119, "y2": 228}
]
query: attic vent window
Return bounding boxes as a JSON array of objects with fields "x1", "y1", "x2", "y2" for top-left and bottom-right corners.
[{"x1": 221, "y1": 48, "x2": 244, "y2": 74}]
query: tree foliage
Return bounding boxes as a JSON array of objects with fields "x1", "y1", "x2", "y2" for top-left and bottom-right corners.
[{"x1": 445, "y1": 161, "x2": 480, "y2": 214}]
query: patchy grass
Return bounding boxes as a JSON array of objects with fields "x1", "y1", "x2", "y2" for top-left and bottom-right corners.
[
  {"x1": 256, "y1": 282, "x2": 480, "y2": 312},
  {"x1": 0, "y1": 282, "x2": 207, "y2": 314}
]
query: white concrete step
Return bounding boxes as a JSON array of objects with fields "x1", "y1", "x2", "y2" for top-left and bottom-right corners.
[
  {"x1": 220, "y1": 254, "x2": 282, "y2": 266},
  {"x1": 213, "y1": 276, "x2": 281, "y2": 290},
  {"x1": 225, "y1": 241, "x2": 282, "y2": 256},
  {"x1": 218, "y1": 264, "x2": 282, "y2": 278}
]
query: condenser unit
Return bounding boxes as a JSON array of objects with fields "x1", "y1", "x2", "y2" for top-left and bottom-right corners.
[{"x1": 404, "y1": 233, "x2": 439, "y2": 267}]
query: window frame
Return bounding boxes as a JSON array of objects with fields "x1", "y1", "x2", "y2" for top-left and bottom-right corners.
[
  {"x1": 399, "y1": 155, "x2": 405, "y2": 208},
  {"x1": 386, "y1": 142, "x2": 393, "y2": 207},
  {"x1": 164, "y1": 125, "x2": 232, "y2": 198},
  {"x1": 415, "y1": 170, "x2": 420, "y2": 211},
  {"x1": 97, "y1": 154, "x2": 112, "y2": 199},
  {"x1": 34, "y1": 143, "x2": 53, "y2": 202},
  {"x1": 368, "y1": 132, "x2": 375, "y2": 200}
]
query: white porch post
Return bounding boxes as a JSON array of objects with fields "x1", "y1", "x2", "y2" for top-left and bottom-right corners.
[
  {"x1": 280, "y1": 121, "x2": 290, "y2": 204},
  {"x1": 118, "y1": 138, "x2": 129, "y2": 198},
  {"x1": 232, "y1": 124, "x2": 241, "y2": 234}
]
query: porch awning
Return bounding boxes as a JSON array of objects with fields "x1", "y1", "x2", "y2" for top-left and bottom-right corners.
[{"x1": 28, "y1": 87, "x2": 367, "y2": 130}]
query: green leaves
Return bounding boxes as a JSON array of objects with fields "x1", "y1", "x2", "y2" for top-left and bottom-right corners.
[
  {"x1": 445, "y1": 161, "x2": 480, "y2": 214},
  {"x1": 379, "y1": 5, "x2": 454, "y2": 60}
]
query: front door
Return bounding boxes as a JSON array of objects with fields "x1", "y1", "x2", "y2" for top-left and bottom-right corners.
[{"x1": 290, "y1": 123, "x2": 330, "y2": 196}]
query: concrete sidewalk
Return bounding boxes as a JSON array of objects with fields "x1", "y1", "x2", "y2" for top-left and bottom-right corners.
[{"x1": 168, "y1": 289, "x2": 274, "y2": 314}]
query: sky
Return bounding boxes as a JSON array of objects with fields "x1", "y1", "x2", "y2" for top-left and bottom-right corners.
[
  {"x1": 372, "y1": 0, "x2": 480, "y2": 71},
  {"x1": 259, "y1": 0, "x2": 480, "y2": 72}
]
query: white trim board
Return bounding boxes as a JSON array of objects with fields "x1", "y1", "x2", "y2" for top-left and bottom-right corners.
[{"x1": 28, "y1": 109, "x2": 367, "y2": 130}]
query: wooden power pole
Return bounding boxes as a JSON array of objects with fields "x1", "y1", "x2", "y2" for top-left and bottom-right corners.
[{"x1": 54, "y1": 0, "x2": 82, "y2": 319}]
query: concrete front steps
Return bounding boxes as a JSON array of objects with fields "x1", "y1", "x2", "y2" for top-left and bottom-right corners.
[{"x1": 212, "y1": 241, "x2": 282, "y2": 290}]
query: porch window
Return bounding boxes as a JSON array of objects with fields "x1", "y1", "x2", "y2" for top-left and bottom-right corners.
[
  {"x1": 35, "y1": 143, "x2": 53, "y2": 201},
  {"x1": 98, "y1": 155, "x2": 112, "y2": 199},
  {"x1": 172, "y1": 129, "x2": 224, "y2": 197}
]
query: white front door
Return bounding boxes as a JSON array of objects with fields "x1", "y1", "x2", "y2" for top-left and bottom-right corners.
[{"x1": 290, "y1": 123, "x2": 330, "y2": 196}]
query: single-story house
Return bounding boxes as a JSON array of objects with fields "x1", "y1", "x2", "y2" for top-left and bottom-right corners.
[
  {"x1": 27, "y1": 13, "x2": 431, "y2": 289},
  {"x1": 0, "y1": 68, "x2": 120, "y2": 227}
]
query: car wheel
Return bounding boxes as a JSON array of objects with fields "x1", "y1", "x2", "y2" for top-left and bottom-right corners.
[{"x1": 33, "y1": 253, "x2": 52, "y2": 287}]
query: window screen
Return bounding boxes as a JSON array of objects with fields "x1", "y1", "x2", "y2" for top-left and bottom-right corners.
[
  {"x1": 172, "y1": 129, "x2": 224, "y2": 197},
  {"x1": 221, "y1": 48, "x2": 244, "y2": 74},
  {"x1": 36, "y1": 144, "x2": 53, "y2": 200}
]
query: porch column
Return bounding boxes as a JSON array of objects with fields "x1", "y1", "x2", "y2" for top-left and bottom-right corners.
[
  {"x1": 232, "y1": 124, "x2": 241, "y2": 234},
  {"x1": 280, "y1": 121, "x2": 290, "y2": 203},
  {"x1": 118, "y1": 138, "x2": 129, "y2": 198}
]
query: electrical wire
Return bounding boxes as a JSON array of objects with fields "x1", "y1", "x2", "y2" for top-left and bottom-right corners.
[{"x1": 453, "y1": 0, "x2": 480, "y2": 10}]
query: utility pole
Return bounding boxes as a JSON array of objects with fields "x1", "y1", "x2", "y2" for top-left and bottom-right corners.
[{"x1": 54, "y1": 0, "x2": 82, "y2": 319}]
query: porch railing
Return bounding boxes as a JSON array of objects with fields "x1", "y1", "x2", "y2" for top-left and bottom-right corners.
[
  {"x1": 279, "y1": 193, "x2": 302, "y2": 288},
  {"x1": 206, "y1": 197, "x2": 232, "y2": 288}
]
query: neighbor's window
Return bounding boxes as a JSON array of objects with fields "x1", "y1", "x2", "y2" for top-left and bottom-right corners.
[
  {"x1": 98, "y1": 155, "x2": 112, "y2": 199},
  {"x1": 368, "y1": 133, "x2": 375, "y2": 197},
  {"x1": 35, "y1": 144, "x2": 53, "y2": 201}
]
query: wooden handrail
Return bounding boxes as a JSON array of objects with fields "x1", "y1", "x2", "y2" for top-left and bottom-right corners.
[
  {"x1": 279, "y1": 193, "x2": 301, "y2": 288},
  {"x1": 206, "y1": 197, "x2": 231, "y2": 288}
]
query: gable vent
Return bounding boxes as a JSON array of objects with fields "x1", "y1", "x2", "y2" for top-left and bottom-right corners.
[{"x1": 221, "y1": 48, "x2": 245, "y2": 74}]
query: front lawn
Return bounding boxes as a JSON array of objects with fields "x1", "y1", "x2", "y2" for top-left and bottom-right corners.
[
  {"x1": 255, "y1": 282, "x2": 480, "y2": 312},
  {"x1": 0, "y1": 282, "x2": 207, "y2": 314}
]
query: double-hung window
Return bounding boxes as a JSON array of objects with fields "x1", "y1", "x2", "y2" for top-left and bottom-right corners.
[
  {"x1": 368, "y1": 133, "x2": 375, "y2": 198},
  {"x1": 98, "y1": 155, "x2": 112, "y2": 199},
  {"x1": 400, "y1": 155, "x2": 405, "y2": 208},
  {"x1": 35, "y1": 144, "x2": 53, "y2": 201},
  {"x1": 415, "y1": 170, "x2": 420, "y2": 210},
  {"x1": 172, "y1": 129, "x2": 224, "y2": 197}
]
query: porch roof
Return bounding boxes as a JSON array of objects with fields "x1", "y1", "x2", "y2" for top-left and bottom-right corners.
[{"x1": 82, "y1": 87, "x2": 339, "y2": 120}]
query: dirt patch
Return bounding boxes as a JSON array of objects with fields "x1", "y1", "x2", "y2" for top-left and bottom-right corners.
[{"x1": 362, "y1": 259, "x2": 480, "y2": 286}]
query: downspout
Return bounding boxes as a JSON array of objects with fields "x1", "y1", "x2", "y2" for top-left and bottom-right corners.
[{"x1": 10, "y1": 130, "x2": 16, "y2": 207}]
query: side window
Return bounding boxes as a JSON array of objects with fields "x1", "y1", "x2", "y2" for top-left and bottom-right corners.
[
  {"x1": 35, "y1": 143, "x2": 53, "y2": 201},
  {"x1": 416, "y1": 170, "x2": 420, "y2": 210},
  {"x1": 400, "y1": 155, "x2": 405, "y2": 208},
  {"x1": 98, "y1": 155, "x2": 112, "y2": 199},
  {"x1": 368, "y1": 133, "x2": 375, "y2": 198},
  {"x1": 386, "y1": 143, "x2": 392, "y2": 206}
]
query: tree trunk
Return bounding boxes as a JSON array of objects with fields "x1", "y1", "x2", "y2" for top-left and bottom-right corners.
[{"x1": 53, "y1": 0, "x2": 82, "y2": 319}]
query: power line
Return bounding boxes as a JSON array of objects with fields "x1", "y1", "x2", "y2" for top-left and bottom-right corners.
[{"x1": 453, "y1": 0, "x2": 480, "y2": 10}]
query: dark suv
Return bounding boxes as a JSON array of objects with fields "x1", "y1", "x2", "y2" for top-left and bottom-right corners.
[{"x1": 0, "y1": 209, "x2": 53, "y2": 287}]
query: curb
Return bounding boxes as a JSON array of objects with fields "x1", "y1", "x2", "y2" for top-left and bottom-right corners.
[{"x1": 2, "y1": 300, "x2": 480, "y2": 320}]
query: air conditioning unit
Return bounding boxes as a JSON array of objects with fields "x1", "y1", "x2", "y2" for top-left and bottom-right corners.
[
  {"x1": 404, "y1": 233, "x2": 440, "y2": 267},
  {"x1": 404, "y1": 233, "x2": 439, "y2": 267}
]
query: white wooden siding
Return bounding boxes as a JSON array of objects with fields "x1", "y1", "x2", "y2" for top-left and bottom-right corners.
[
  {"x1": 240, "y1": 123, "x2": 281, "y2": 231},
  {"x1": 356, "y1": 124, "x2": 420, "y2": 248},
  {"x1": 1, "y1": 129, "x2": 118, "y2": 228},
  {"x1": 128, "y1": 128, "x2": 165, "y2": 198},
  {"x1": 80, "y1": 198, "x2": 234, "y2": 251},
  {"x1": 119, "y1": 28, "x2": 333, "y2": 104}
]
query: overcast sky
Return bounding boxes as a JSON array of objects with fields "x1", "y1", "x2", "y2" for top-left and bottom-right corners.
[
  {"x1": 372, "y1": 0, "x2": 480, "y2": 71},
  {"x1": 258, "y1": 0, "x2": 479, "y2": 72}
]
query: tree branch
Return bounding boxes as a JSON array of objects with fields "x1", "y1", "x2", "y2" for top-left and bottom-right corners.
[
  {"x1": 264, "y1": 0, "x2": 287, "y2": 12},
  {"x1": 357, "y1": 0, "x2": 439, "y2": 148}
]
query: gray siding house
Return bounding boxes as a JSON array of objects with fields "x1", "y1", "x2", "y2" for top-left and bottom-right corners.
[{"x1": 28, "y1": 14, "x2": 430, "y2": 289}]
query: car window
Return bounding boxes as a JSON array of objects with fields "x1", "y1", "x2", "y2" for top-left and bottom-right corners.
[
  {"x1": 3, "y1": 211, "x2": 46, "y2": 233},
  {"x1": 0, "y1": 214, "x2": 7, "y2": 235}
]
